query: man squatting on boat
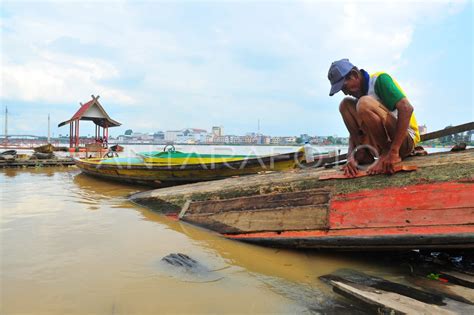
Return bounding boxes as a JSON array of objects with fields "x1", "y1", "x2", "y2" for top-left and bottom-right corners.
[{"x1": 327, "y1": 59, "x2": 421, "y2": 176}]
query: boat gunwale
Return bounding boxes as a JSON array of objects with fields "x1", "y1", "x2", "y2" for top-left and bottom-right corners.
[
  {"x1": 74, "y1": 150, "x2": 305, "y2": 171},
  {"x1": 229, "y1": 232, "x2": 474, "y2": 249}
]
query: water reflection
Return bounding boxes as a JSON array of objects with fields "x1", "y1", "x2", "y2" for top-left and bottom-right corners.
[
  {"x1": 2, "y1": 166, "x2": 61, "y2": 178},
  {"x1": 72, "y1": 172, "x2": 145, "y2": 200}
]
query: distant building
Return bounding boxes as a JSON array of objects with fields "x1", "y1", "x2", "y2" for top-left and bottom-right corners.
[
  {"x1": 418, "y1": 124, "x2": 428, "y2": 135},
  {"x1": 254, "y1": 134, "x2": 264, "y2": 145},
  {"x1": 165, "y1": 130, "x2": 183, "y2": 142},
  {"x1": 176, "y1": 128, "x2": 208, "y2": 144},
  {"x1": 153, "y1": 131, "x2": 165, "y2": 140},
  {"x1": 117, "y1": 134, "x2": 131, "y2": 142},
  {"x1": 212, "y1": 126, "x2": 223, "y2": 137},
  {"x1": 214, "y1": 135, "x2": 227, "y2": 144},
  {"x1": 282, "y1": 136, "x2": 297, "y2": 144},
  {"x1": 131, "y1": 132, "x2": 153, "y2": 142},
  {"x1": 242, "y1": 135, "x2": 254, "y2": 144},
  {"x1": 226, "y1": 135, "x2": 241, "y2": 144},
  {"x1": 263, "y1": 136, "x2": 271, "y2": 145},
  {"x1": 300, "y1": 134, "x2": 310, "y2": 143},
  {"x1": 311, "y1": 136, "x2": 327, "y2": 145},
  {"x1": 205, "y1": 134, "x2": 214, "y2": 144},
  {"x1": 270, "y1": 137, "x2": 281, "y2": 145}
]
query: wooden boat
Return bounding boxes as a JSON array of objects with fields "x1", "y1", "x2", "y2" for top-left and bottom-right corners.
[
  {"x1": 30, "y1": 152, "x2": 55, "y2": 160},
  {"x1": 132, "y1": 148, "x2": 474, "y2": 250},
  {"x1": 75, "y1": 150, "x2": 305, "y2": 186},
  {"x1": 0, "y1": 150, "x2": 17, "y2": 160},
  {"x1": 33, "y1": 144, "x2": 68, "y2": 153},
  {"x1": 110, "y1": 144, "x2": 124, "y2": 152},
  {"x1": 34, "y1": 143, "x2": 54, "y2": 153},
  {"x1": 138, "y1": 150, "x2": 259, "y2": 164},
  {"x1": 85, "y1": 143, "x2": 107, "y2": 152},
  {"x1": 1, "y1": 149, "x2": 17, "y2": 156}
]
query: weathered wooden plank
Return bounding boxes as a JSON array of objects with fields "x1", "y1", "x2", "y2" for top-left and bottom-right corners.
[
  {"x1": 331, "y1": 207, "x2": 474, "y2": 229},
  {"x1": 183, "y1": 188, "x2": 331, "y2": 214},
  {"x1": 320, "y1": 270, "x2": 445, "y2": 305},
  {"x1": 329, "y1": 280, "x2": 455, "y2": 315},
  {"x1": 408, "y1": 276, "x2": 474, "y2": 305},
  {"x1": 439, "y1": 271, "x2": 474, "y2": 289},
  {"x1": 420, "y1": 122, "x2": 474, "y2": 142},
  {"x1": 330, "y1": 182, "x2": 474, "y2": 229},
  {"x1": 181, "y1": 205, "x2": 328, "y2": 234},
  {"x1": 320, "y1": 270, "x2": 474, "y2": 313}
]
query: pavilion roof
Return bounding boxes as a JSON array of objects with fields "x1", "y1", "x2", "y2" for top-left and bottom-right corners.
[{"x1": 58, "y1": 95, "x2": 121, "y2": 128}]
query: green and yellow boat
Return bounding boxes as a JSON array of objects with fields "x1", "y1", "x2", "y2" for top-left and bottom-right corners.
[{"x1": 74, "y1": 149, "x2": 305, "y2": 186}]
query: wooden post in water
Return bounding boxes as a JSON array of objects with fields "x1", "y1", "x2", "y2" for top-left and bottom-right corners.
[
  {"x1": 4, "y1": 106, "x2": 8, "y2": 146},
  {"x1": 47, "y1": 113, "x2": 50, "y2": 144}
]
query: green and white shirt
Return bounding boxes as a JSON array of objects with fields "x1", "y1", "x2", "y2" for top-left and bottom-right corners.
[{"x1": 367, "y1": 71, "x2": 420, "y2": 144}]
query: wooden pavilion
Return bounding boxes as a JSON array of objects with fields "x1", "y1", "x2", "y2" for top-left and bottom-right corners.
[{"x1": 58, "y1": 95, "x2": 121, "y2": 149}]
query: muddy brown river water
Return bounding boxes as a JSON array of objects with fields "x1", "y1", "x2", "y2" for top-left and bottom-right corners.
[{"x1": 1, "y1": 165, "x2": 466, "y2": 314}]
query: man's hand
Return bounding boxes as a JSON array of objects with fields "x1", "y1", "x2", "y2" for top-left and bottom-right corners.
[
  {"x1": 367, "y1": 151, "x2": 401, "y2": 175},
  {"x1": 342, "y1": 157, "x2": 359, "y2": 177}
]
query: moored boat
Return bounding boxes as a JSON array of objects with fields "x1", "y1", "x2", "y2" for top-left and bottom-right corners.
[
  {"x1": 110, "y1": 144, "x2": 124, "y2": 152},
  {"x1": 85, "y1": 143, "x2": 107, "y2": 152},
  {"x1": 33, "y1": 144, "x2": 54, "y2": 153},
  {"x1": 33, "y1": 144, "x2": 68, "y2": 153},
  {"x1": 208, "y1": 182, "x2": 474, "y2": 250},
  {"x1": 132, "y1": 148, "x2": 474, "y2": 250},
  {"x1": 0, "y1": 150, "x2": 17, "y2": 160},
  {"x1": 75, "y1": 149, "x2": 305, "y2": 186},
  {"x1": 30, "y1": 152, "x2": 55, "y2": 160}
]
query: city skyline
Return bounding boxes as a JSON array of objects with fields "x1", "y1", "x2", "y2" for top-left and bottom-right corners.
[{"x1": 0, "y1": 102, "x2": 435, "y2": 139}]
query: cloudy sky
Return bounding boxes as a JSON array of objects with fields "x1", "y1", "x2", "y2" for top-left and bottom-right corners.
[{"x1": 1, "y1": 0, "x2": 472, "y2": 137}]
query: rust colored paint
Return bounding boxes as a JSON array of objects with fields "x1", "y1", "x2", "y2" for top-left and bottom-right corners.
[
  {"x1": 330, "y1": 181, "x2": 474, "y2": 229},
  {"x1": 227, "y1": 225, "x2": 474, "y2": 239},
  {"x1": 227, "y1": 181, "x2": 474, "y2": 240},
  {"x1": 165, "y1": 214, "x2": 179, "y2": 220}
]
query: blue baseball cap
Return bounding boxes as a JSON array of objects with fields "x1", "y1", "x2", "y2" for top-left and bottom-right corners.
[{"x1": 328, "y1": 59, "x2": 355, "y2": 96}]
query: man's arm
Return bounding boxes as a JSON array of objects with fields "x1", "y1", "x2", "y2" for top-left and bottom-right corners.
[
  {"x1": 368, "y1": 97, "x2": 413, "y2": 174},
  {"x1": 342, "y1": 135, "x2": 359, "y2": 177},
  {"x1": 390, "y1": 98, "x2": 413, "y2": 155}
]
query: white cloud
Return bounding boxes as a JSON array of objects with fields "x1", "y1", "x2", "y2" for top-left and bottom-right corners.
[
  {"x1": 0, "y1": 0, "x2": 470, "y2": 135},
  {"x1": 1, "y1": 53, "x2": 135, "y2": 104}
]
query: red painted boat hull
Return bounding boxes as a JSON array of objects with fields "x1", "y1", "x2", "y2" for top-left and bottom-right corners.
[{"x1": 226, "y1": 181, "x2": 474, "y2": 249}]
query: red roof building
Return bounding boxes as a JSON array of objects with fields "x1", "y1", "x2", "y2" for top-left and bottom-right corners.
[{"x1": 58, "y1": 95, "x2": 121, "y2": 148}]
